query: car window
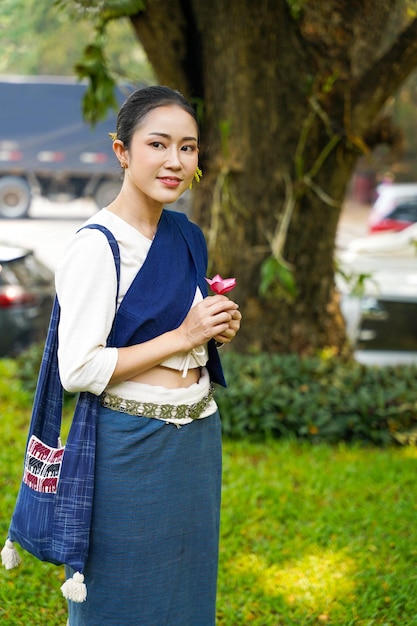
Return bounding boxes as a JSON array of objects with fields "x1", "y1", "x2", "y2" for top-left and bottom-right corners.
[
  {"x1": 389, "y1": 200, "x2": 417, "y2": 222},
  {"x1": 0, "y1": 265, "x2": 19, "y2": 287},
  {"x1": 22, "y1": 254, "x2": 53, "y2": 285},
  {"x1": 0, "y1": 254, "x2": 53, "y2": 288}
]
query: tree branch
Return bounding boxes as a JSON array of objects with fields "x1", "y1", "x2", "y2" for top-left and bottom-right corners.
[
  {"x1": 129, "y1": 0, "x2": 192, "y2": 95},
  {"x1": 129, "y1": 0, "x2": 204, "y2": 99},
  {"x1": 352, "y1": 17, "x2": 417, "y2": 117}
]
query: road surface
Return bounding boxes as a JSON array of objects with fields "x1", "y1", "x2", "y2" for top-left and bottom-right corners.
[
  {"x1": 0, "y1": 196, "x2": 98, "y2": 270},
  {"x1": 1, "y1": 196, "x2": 416, "y2": 301}
]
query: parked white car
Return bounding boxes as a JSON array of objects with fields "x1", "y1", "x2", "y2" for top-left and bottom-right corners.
[
  {"x1": 338, "y1": 221, "x2": 417, "y2": 365},
  {"x1": 369, "y1": 183, "x2": 417, "y2": 233}
]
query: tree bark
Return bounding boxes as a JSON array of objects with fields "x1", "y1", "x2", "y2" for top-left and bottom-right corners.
[{"x1": 129, "y1": 0, "x2": 417, "y2": 354}]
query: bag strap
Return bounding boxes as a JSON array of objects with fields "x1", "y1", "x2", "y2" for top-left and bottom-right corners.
[
  {"x1": 79, "y1": 224, "x2": 121, "y2": 308},
  {"x1": 27, "y1": 224, "x2": 121, "y2": 447}
]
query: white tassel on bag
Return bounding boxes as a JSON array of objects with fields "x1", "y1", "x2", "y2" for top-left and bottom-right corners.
[
  {"x1": 61, "y1": 571, "x2": 87, "y2": 603},
  {"x1": 2, "y1": 538, "x2": 86, "y2": 603},
  {"x1": 1, "y1": 539, "x2": 21, "y2": 569}
]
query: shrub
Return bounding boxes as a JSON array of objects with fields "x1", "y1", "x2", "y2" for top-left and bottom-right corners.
[
  {"x1": 216, "y1": 351, "x2": 417, "y2": 445},
  {"x1": 15, "y1": 342, "x2": 76, "y2": 407},
  {"x1": 12, "y1": 345, "x2": 417, "y2": 445},
  {"x1": 14, "y1": 342, "x2": 44, "y2": 396}
]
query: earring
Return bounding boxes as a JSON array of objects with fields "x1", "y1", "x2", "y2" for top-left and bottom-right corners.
[
  {"x1": 120, "y1": 161, "x2": 128, "y2": 169},
  {"x1": 189, "y1": 166, "x2": 203, "y2": 190}
]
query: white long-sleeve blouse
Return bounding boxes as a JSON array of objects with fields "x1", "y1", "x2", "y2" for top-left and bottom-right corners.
[{"x1": 55, "y1": 209, "x2": 208, "y2": 397}]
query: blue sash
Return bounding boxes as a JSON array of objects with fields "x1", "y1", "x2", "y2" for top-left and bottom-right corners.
[{"x1": 113, "y1": 209, "x2": 226, "y2": 386}]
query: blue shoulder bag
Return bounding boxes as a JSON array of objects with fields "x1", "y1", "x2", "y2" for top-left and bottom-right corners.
[{"x1": 1, "y1": 225, "x2": 120, "y2": 603}]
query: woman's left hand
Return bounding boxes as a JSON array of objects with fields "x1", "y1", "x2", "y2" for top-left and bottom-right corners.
[{"x1": 214, "y1": 308, "x2": 242, "y2": 345}]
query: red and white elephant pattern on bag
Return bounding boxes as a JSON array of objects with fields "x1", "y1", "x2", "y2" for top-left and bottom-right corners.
[{"x1": 23, "y1": 435, "x2": 65, "y2": 493}]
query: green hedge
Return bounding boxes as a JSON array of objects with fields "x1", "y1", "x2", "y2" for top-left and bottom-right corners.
[
  {"x1": 15, "y1": 342, "x2": 76, "y2": 407},
  {"x1": 14, "y1": 344, "x2": 417, "y2": 445},
  {"x1": 215, "y1": 352, "x2": 417, "y2": 445}
]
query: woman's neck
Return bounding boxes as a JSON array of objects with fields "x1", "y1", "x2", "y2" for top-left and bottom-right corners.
[{"x1": 107, "y1": 190, "x2": 163, "y2": 240}]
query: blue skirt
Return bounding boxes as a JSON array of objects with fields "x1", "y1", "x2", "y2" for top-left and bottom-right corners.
[{"x1": 66, "y1": 406, "x2": 222, "y2": 626}]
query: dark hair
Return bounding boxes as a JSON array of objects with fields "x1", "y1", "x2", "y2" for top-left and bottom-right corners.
[{"x1": 116, "y1": 85, "x2": 199, "y2": 149}]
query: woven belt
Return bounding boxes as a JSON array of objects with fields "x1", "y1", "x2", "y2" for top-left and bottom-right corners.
[{"x1": 101, "y1": 385, "x2": 214, "y2": 421}]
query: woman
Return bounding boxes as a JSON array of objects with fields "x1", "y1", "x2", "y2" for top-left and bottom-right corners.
[{"x1": 58, "y1": 85, "x2": 241, "y2": 625}]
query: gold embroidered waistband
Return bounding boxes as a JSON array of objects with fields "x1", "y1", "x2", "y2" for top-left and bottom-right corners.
[{"x1": 101, "y1": 386, "x2": 214, "y2": 421}]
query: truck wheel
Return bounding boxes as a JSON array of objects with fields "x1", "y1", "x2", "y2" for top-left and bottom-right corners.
[
  {"x1": 0, "y1": 176, "x2": 31, "y2": 218},
  {"x1": 94, "y1": 179, "x2": 121, "y2": 209}
]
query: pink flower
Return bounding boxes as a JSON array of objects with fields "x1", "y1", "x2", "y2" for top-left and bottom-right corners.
[{"x1": 205, "y1": 274, "x2": 237, "y2": 295}]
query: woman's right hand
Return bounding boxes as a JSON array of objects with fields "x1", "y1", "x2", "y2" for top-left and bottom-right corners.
[
  {"x1": 110, "y1": 296, "x2": 239, "y2": 385},
  {"x1": 178, "y1": 295, "x2": 239, "y2": 350}
]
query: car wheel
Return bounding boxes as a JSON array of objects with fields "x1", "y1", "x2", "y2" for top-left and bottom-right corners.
[
  {"x1": 93, "y1": 179, "x2": 121, "y2": 209},
  {"x1": 0, "y1": 176, "x2": 31, "y2": 218}
]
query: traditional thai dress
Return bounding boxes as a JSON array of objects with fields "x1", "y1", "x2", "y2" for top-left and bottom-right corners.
[{"x1": 58, "y1": 209, "x2": 225, "y2": 626}]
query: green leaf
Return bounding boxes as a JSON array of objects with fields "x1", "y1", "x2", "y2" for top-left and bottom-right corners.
[
  {"x1": 259, "y1": 255, "x2": 297, "y2": 301},
  {"x1": 75, "y1": 39, "x2": 118, "y2": 124}
]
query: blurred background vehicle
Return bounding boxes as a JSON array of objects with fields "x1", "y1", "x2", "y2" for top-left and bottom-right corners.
[
  {"x1": 338, "y1": 217, "x2": 417, "y2": 365},
  {"x1": 0, "y1": 75, "x2": 134, "y2": 219},
  {"x1": 0, "y1": 243, "x2": 54, "y2": 357},
  {"x1": 341, "y1": 293, "x2": 417, "y2": 366},
  {"x1": 356, "y1": 294, "x2": 417, "y2": 351},
  {"x1": 369, "y1": 183, "x2": 417, "y2": 233}
]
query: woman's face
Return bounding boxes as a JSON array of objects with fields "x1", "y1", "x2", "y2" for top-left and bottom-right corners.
[{"x1": 117, "y1": 104, "x2": 199, "y2": 206}]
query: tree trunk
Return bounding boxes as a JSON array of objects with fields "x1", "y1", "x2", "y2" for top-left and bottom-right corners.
[{"x1": 130, "y1": 0, "x2": 417, "y2": 354}]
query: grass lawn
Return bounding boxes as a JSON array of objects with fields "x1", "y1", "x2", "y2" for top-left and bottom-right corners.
[
  {"x1": 219, "y1": 440, "x2": 417, "y2": 625},
  {"x1": 1, "y1": 360, "x2": 417, "y2": 625}
]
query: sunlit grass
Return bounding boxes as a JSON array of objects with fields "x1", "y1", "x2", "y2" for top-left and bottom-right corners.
[
  {"x1": 2, "y1": 361, "x2": 417, "y2": 625},
  {"x1": 228, "y1": 548, "x2": 356, "y2": 615},
  {"x1": 218, "y1": 440, "x2": 417, "y2": 625}
]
